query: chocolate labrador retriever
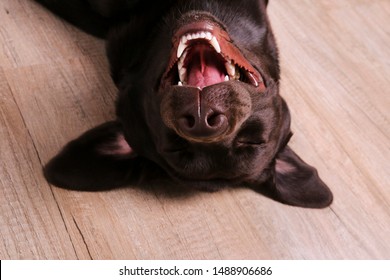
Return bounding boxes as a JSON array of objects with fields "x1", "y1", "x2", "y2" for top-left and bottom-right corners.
[{"x1": 35, "y1": 0, "x2": 333, "y2": 208}]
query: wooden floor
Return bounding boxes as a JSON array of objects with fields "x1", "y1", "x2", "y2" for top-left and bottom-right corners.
[{"x1": 1, "y1": 0, "x2": 389, "y2": 260}]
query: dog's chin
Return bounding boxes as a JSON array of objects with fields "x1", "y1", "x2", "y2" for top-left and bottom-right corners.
[
  {"x1": 163, "y1": 161, "x2": 270, "y2": 192},
  {"x1": 157, "y1": 150, "x2": 255, "y2": 191},
  {"x1": 167, "y1": 172, "x2": 242, "y2": 192}
]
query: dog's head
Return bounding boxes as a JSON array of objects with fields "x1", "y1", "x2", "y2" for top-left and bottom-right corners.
[{"x1": 45, "y1": 0, "x2": 332, "y2": 208}]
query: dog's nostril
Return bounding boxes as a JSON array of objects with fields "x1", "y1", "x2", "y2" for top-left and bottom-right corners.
[
  {"x1": 206, "y1": 112, "x2": 224, "y2": 127},
  {"x1": 177, "y1": 108, "x2": 229, "y2": 141},
  {"x1": 178, "y1": 115, "x2": 196, "y2": 130},
  {"x1": 183, "y1": 115, "x2": 196, "y2": 128}
]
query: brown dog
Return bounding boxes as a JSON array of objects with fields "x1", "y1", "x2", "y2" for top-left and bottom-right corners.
[{"x1": 36, "y1": 0, "x2": 333, "y2": 208}]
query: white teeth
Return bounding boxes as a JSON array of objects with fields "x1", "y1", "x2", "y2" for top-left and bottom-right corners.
[
  {"x1": 209, "y1": 36, "x2": 221, "y2": 53},
  {"x1": 179, "y1": 67, "x2": 187, "y2": 83},
  {"x1": 177, "y1": 31, "x2": 220, "y2": 58},
  {"x1": 177, "y1": 41, "x2": 186, "y2": 58},
  {"x1": 225, "y1": 61, "x2": 236, "y2": 78},
  {"x1": 176, "y1": 31, "x2": 224, "y2": 84},
  {"x1": 177, "y1": 49, "x2": 186, "y2": 71},
  {"x1": 177, "y1": 49, "x2": 187, "y2": 83}
]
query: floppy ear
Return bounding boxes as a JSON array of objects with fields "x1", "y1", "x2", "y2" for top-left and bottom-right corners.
[
  {"x1": 44, "y1": 121, "x2": 145, "y2": 190},
  {"x1": 259, "y1": 0, "x2": 269, "y2": 7},
  {"x1": 270, "y1": 146, "x2": 333, "y2": 208}
]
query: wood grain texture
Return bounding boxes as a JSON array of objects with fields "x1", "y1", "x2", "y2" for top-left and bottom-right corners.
[{"x1": 0, "y1": 0, "x2": 389, "y2": 259}]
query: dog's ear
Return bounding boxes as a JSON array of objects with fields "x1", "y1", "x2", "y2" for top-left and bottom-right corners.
[
  {"x1": 270, "y1": 146, "x2": 333, "y2": 208},
  {"x1": 44, "y1": 121, "x2": 145, "y2": 190}
]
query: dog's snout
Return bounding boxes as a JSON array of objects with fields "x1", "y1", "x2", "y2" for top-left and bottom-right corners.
[
  {"x1": 178, "y1": 106, "x2": 229, "y2": 140},
  {"x1": 161, "y1": 83, "x2": 252, "y2": 143}
]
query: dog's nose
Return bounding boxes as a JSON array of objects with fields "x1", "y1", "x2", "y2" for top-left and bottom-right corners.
[{"x1": 177, "y1": 105, "x2": 229, "y2": 140}]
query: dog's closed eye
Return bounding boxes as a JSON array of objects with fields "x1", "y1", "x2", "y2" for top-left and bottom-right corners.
[{"x1": 234, "y1": 121, "x2": 266, "y2": 146}]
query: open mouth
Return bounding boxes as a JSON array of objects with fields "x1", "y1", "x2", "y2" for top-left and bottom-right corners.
[{"x1": 162, "y1": 21, "x2": 265, "y2": 90}]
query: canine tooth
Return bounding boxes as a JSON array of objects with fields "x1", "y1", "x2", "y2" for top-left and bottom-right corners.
[
  {"x1": 248, "y1": 72, "x2": 259, "y2": 87},
  {"x1": 224, "y1": 75, "x2": 229, "y2": 81},
  {"x1": 209, "y1": 36, "x2": 221, "y2": 53},
  {"x1": 179, "y1": 67, "x2": 187, "y2": 83},
  {"x1": 225, "y1": 61, "x2": 236, "y2": 77},
  {"x1": 177, "y1": 40, "x2": 187, "y2": 58},
  {"x1": 178, "y1": 59, "x2": 183, "y2": 73},
  {"x1": 177, "y1": 48, "x2": 188, "y2": 82},
  {"x1": 178, "y1": 49, "x2": 187, "y2": 71},
  {"x1": 205, "y1": 32, "x2": 212, "y2": 40},
  {"x1": 181, "y1": 35, "x2": 187, "y2": 44}
]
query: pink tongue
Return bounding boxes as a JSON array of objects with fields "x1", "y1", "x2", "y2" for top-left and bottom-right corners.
[{"x1": 187, "y1": 46, "x2": 225, "y2": 89}]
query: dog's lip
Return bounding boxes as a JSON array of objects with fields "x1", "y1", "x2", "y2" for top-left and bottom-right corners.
[
  {"x1": 174, "y1": 21, "x2": 216, "y2": 41},
  {"x1": 161, "y1": 19, "x2": 265, "y2": 90}
]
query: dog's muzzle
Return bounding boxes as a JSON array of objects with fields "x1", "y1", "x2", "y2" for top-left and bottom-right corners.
[{"x1": 159, "y1": 13, "x2": 264, "y2": 143}]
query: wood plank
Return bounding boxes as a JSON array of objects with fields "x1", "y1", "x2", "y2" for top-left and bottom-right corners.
[
  {"x1": 3, "y1": 58, "x2": 120, "y2": 259},
  {"x1": 268, "y1": 0, "x2": 390, "y2": 259},
  {"x1": 0, "y1": 69, "x2": 78, "y2": 259},
  {"x1": 1, "y1": 0, "x2": 104, "y2": 69}
]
